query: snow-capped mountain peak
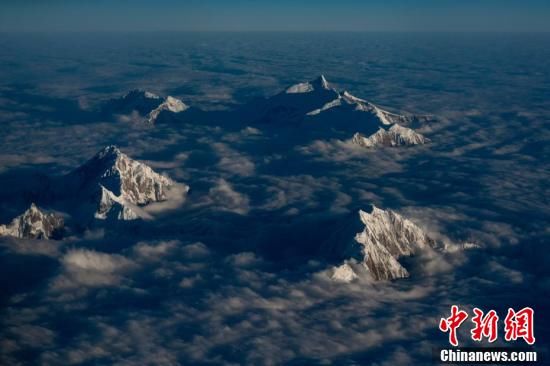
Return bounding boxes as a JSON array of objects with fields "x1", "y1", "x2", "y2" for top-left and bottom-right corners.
[
  {"x1": 163, "y1": 96, "x2": 188, "y2": 112},
  {"x1": 388, "y1": 124, "x2": 430, "y2": 144},
  {"x1": 105, "y1": 90, "x2": 188, "y2": 124},
  {"x1": 354, "y1": 206, "x2": 437, "y2": 280},
  {"x1": 352, "y1": 124, "x2": 430, "y2": 148},
  {"x1": 146, "y1": 95, "x2": 189, "y2": 124},
  {"x1": 330, "y1": 262, "x2": 358, "y2": 282},
  {"x1": 0, "y1": 203, "x2": 64, "y2": 240},
  {"x1": 80, "y1": 145, "x2": 175, "y2": 204},
  {"x1": 95, "y1": 184, "x2": 140, "y2": 221},
  {"x1": 67, "y1": 146, "x2": 187, "y2": 221},
  {"x1": 96, "y1": 145, "x2": 121, "y2": 160},
  {"x1": 306, "y1": 88, "x2": 413, "y2": 126},
  {"x1": 313, "y1": 74, "x2": 330, "y2": 90},
  {"x1": 285, "y1": 75, "x2": 332, "y2": 94},
  {"x1": 358, "y1": 205, "x2": 436, "y2": 254}
]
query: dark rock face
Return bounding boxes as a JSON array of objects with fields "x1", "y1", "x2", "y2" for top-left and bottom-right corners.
[
  {"x1": 240, "y1": 75, "x2": 340, "y2": 125},
  {"x1": 103, "y1": 90, "x2": 163, "y2": 116}
]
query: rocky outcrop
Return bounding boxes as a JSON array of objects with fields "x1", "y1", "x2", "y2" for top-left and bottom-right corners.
[{"x1": 0, "y1": 203, "x2": 64, "y2": 240}]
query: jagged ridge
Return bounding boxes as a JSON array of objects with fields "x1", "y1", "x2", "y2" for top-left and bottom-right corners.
[
  {"x1": 275, "y1": 75, "x2": 431, "y2": 146},
  {"x1": 286, "y1": 75, "x2": 331, "y2": 94},
  {"x1": 146, "y1": 96, "x2": 189, "y2": 124},
  {"x1": 354, "y1": 206, "x2": 437, "y2": 280},
  {"x1": 105, "y1": 90, "x2": 188, "y2": 124},
  {"x1": 352, "y1": 124, "x2": 430, "y2": 148},
  {"x1": 68, "y1": 146, "x2": 186, "y2": 221},
  {"x1": 0, "y1": 203, "x2": 64, "y2": 240}
]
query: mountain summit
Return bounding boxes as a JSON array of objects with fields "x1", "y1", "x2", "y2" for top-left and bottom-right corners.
[
  {"x1": 66, "y1": 146, "x2": 187, "y2": 221},
  {"x1": 0, "y1": 203, "x2": 64, "y2": 240},
  {"x1": 285, "y1": 75, "x2": 331, "y2": 94},
  {"x1": 146, "y1": 96, "x2": 188, "y2": 124},
  {"x1": 105, "y1": 90, "x2": 162, "y2": 115},
  {"x1": 104, "y1": 90, "x2": 189, "y2": 124},
  {"x1": 242, "y1": 75, "x2": 339, "y2": 124},
  {"x1": 241, "y1": 75, "x2": 432, "y2": 146},
  {"x1": 351, "y1": 206, "x2": 437, "y2": 281}
]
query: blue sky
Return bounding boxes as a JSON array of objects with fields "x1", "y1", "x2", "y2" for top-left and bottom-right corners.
[{"x1": 0, "y1": 0, "x2": 549, "y2": 32}]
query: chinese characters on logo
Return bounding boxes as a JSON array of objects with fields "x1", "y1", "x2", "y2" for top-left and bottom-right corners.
[
  {"x1": 439, "y1": 305, "x2": 469, "y2": 346},
  {"x1": 439, "y1": 306, "x2": 535, "y2": 346},
  {"x1": 471, "y1": 308, "x2": 499, "y2": 343},
  {"x1": 504, "y1": 307, "x2": 535, "y2": 345}
]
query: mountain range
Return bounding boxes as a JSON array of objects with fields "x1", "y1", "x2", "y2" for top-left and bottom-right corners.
[
  {"x1": 2, "y1": 76, "x2": 454, "y2": 282},
  {"x1": 101, "y1": 76, "x2": 432, "y2": 148},
  {"x1": 240, "y1": 75, "x2": 431, "y2": 147},
  {"x1": 0, "y1": 146, "x2": 189, "y2": 241}
]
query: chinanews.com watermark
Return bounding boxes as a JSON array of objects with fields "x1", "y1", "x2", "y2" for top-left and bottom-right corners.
[
  {"x1": 433, "y1": 306, "x2": 540, "y2": 364},
  {"x1": 434, "y1": 348, "x2": 537, "y2": 364}
]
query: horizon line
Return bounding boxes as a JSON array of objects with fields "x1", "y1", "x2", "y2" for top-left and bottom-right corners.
[{"x1": 1, "y1": 29, "x2": 550, "y2": 34}]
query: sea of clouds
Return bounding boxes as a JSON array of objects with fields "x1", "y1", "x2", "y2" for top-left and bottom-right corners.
[{"x1": 0, "y1": 32, "x2": 548, "y2": 365}]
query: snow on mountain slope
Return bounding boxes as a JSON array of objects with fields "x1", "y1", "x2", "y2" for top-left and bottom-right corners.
[
  {"x1": 286, "y1": 75, "x2": 331, "y2": 94},
  {"x1": 67, "y1": 146, "x2": 188, "y2": 221},
  {"x1": 351, "y1": 124, "x2": 430, "y2": 148},
  {"x1": 353, "y1": 206, "x2": 437, "y2": 280},
  {"x1": 0, "y1": 203, "x2": 64, "y2": 240},
  {"x1": 146, "y1": 96, "x2": 189, "y2": 124},
  {"x1": 307, "y1": 90, "x2": 415, "y2": 126},
  {"x1": 342, "y1": 91, "x2": 416, "y2": 126},
  {"x1": 240, "y1": 74, "x2": 430, "y2": 133},
  {"x1": 278, "y1": 78, "x2": 431, "y2": 146},
  {"x1": 105, "y1": 90, "x2": 188, "y2": 124},
  {"x1": 95, "y1": 185, "x2": 141, "y2": 221},
  {"x1": 305, "y1": 98, "x2": 343, "y2": 116},
  {"x1": 330, "y1": 262, "x2": 359, "y2": 282},
  {"x1": 242, "y1": 75, "x2": 340, "y2": 124},
  {"x1": 324, "y1": 206, "x2": 479, "y2": 282}
]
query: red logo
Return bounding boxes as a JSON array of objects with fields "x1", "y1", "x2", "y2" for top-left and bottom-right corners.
[
  {"x1": 504, "y1": 307, "x2": 536, "y2": 345},
  {"x1": 439, "y1": 305, "x2": 469, "y2": 346},
  {"x1": 439, "y1": 306, "x2": 535, "y2": 346},
  {"x1": 471, "y1": 308, "x2": 499, "y2": 343}
]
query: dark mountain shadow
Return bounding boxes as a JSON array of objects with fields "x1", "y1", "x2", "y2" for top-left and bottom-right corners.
[
  {"x1": 154, "y1": 106, "x2": 237, "y2": 128},
  {"x1": 254, "y1": 211, "x2": 365, "y2": 268},
  {"x1": 235, "y1": 82, "x2": 338, "y2": 125},
  {"x1": 0, "y1": 167, "x2": 55, "y2": 222},
  {"x1": 101, "y1": 89, "x2": 163, "y2": 116}
]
